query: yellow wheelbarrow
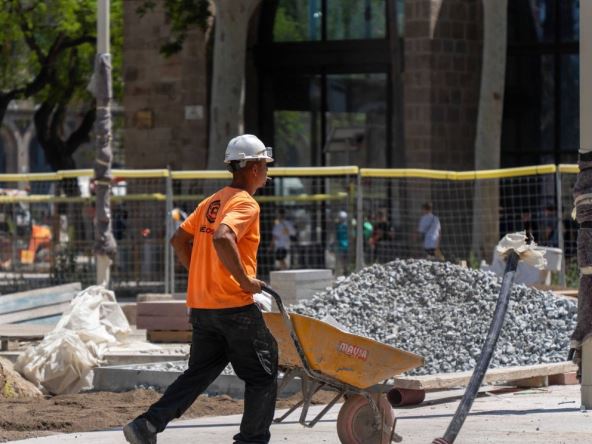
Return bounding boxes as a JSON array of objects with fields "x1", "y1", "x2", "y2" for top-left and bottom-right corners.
[{"x1": 262, "y1": 286, "x2": 424, "y2": 444}]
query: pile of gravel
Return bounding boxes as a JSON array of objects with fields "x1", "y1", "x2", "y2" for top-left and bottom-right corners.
[{"x1": 290, "y1": 259, "x2": 577, "y2": 376}]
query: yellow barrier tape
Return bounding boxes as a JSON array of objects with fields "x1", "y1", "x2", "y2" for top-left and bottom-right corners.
[
  {"x1": 360, "y1": 169, "x2": 451, "y2": 179},
  {"x1": 559, "y1": 164, "x2": 579, "y2": 174},
  {"x1": 171, "y1": 166, "x2": 359, "y2": 180},
  {"x1": 360, "y1": 164, "x2": 557, "y2": 180},
  {"x1": 268, "y1": 166, "x2": 359, "y2": 176},
  {"x1": 172, "y1": 171, "x2": 231, "y2": 180},
  {"x1": 0, "y1": 165, "x2": 567, "y2": 183},
  {"x1": 0, "y1": 193, "x2": 167, "y2": 204},
  {"x1": 112, "y1": 169, "x2": 169, "y2": 178},
  {"x1": 173, "y1": 193, "x2": 349, "y2": 204},
  {"x1": 0, "y1": 168, "x2": 171, "y2": 181},
  {"x1": 59, "y1": 169, "x2": 94, "y2": 178},
  {"x1": 0, "y1": 172, "x2": 65, "y2": 182},
  {"x1": 255, "y1": 193, "x2": 349, "y2": 203}
]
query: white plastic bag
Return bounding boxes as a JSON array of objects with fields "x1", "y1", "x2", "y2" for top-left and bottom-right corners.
[
  {"x1": 15, "y1": 285, "x2": 131, "y2": 395},
  {"x1": 253, "y1": 292, "x2": 272, "y2": 312}
]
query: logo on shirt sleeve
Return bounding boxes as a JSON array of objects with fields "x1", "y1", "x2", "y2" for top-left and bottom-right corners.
[{"x1": 206, "y1": 200, "x2": 221, "y2": 224}]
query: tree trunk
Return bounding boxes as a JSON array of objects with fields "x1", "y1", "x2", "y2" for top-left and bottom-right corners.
[
  {"x1": 207, "y1": 0, "x2": 262, "y2": 169},
  {"x1": 471, "y1": 0, "x2": 507, "y2": 261}
]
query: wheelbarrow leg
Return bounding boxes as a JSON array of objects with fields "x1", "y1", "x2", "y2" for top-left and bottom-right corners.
[
  {"x1": 304, "y1": 390, "x2": 344, "y2": 428},
  {"x1": 299, "y1": 377, "x2": 323, "y2": 425},
  {"x1": 273, "y1": 375, "x2": 324, "y2": 424},
  {"x1": 277, "y1": 368, "x2": 301, "y2": 396}
]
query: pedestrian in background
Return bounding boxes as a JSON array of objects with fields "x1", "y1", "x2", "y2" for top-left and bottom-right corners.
[
  {"x1": 270, "y1": 207, "x2": 296, "y2": 270},
  {"x1": 417, "y1": 202, "x2": 441, "y2": 258},
  {"x1": 124, "y1": 134, "x2": 277, "y2": 444},
  {"x1": 335, "y1": 210, "x2": 349, "y2": 275},
  {"x1": 370, "y1": 208, "x2": 394, "y2": 263}
]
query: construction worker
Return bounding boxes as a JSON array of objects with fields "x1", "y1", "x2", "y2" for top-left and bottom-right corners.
[{"x1": 124, "y1": 134, "x2": 278, "y2": 444}]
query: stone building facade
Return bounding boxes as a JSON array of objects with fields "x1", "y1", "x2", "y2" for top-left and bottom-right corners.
[
  {"x1": 120, "y1": 0, "x2": 578, "y2": 171},
  {"x1": 121, "y1": 0, "x2": 484, "y2": 171},
  {"x1": 123, "y1": 1, "x2": 208, "y2": 170}
]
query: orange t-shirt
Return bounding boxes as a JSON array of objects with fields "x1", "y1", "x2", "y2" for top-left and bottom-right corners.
[{"x1": 180, "y1": 186, "x2": 260, "y2": 309}]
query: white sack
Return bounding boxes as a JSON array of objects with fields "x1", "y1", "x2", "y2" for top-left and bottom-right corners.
[
  {"x1": 495, "y1": 231, "x2": 547, "y2": 269},
  {"x1": 15, "y1": 285, "x2": 131, "y2": 395}
]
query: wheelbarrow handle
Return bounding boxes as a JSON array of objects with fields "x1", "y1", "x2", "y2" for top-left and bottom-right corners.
[
  {"x1": 261, "y1": 285, "x2": 315, "y2": 376},
  {"x1": 261, "y1": 285, "x2": 287, "y2": 316}
]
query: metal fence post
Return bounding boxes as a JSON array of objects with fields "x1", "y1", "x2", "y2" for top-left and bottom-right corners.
[
  {"x1": 555, "y1": 168, "x2": 566, "y2": 287},
  {"x1": 355, "y1": 171, "x2": 364, "y2": 271},
  {"x1": 165, "y1": 167, "x2": 174, "y2": 294}
]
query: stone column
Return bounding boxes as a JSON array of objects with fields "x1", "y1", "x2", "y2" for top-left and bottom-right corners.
[
  {"x1": 403, "y1": 0, "x2": 482, "y2": 170},
  {"x1": 403, "y1": 0, "x2": 483, "y2": 257}
]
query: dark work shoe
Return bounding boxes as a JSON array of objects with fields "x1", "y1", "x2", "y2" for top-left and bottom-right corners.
[{"x1": 123, "y1": 418, "x2": 157, "y2": 444}]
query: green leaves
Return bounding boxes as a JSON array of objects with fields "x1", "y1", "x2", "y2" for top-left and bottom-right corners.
[
  {"x1": 136, "y1": 0, "x2": 211, "y2": 57},
  {"x1": 0, "y1": 0, "x2": 124, "y2": 170},
  {"x1": 0, "y1": 0, "x2": 123, "y2": 103}
]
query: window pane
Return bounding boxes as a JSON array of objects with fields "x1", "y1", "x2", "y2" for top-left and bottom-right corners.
[
  {"x1": 327, "y1": 0, "x2": 386, "y2": 40},
  {"x1": 325, "y1": 74, "x2": 387, "y2": 167},
  {"x1": 273, "y1": 76, "x2": 321, "y2": 166},
  {"x1": 561, "y1": 54, "x2": 579, "y2": 154},
  {"x1": 273, "y1": 0, "x2": 321, "y2": 42},
  {"x1": 560, "y1": 0, "x2": 579, "y2": 41},
  {"x1": 0, "y1": 138, "x2": 5, "y2": 173},
  {"x1": 508, "y1": 0, "x2": 554, "y2": 44},
  {"x1": 501, "y1": 55, "x2": 555, "y2": 166}
]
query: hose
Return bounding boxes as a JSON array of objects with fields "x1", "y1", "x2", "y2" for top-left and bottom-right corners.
[{"x1": 432, "y1": 250, "x2": 520, "y2": 444}]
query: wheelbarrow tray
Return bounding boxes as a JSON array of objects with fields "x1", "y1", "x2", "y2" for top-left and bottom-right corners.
[{"x1": 263, "y1": 312, "x2": 424, "y2": 390}]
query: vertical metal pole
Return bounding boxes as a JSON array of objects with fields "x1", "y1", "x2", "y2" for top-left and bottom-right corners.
[
  {"x1": 97, "y1": 0, "x2": 110, "y2": 54},
  {"x1": 164, "y1": 169, "x2": 171, "y2": 294},
  {"x1": 95, "y1": 0, "x2": 113, "y2": 287},
  {"x1": 580, "y1": 0, "x2": 592, "y2": 409},
  {"x1": 583, "y1": 0, "x2": 592, "y2": 151},
  {"x1": 355, "y1": 171, "x2": 364, "y2": 271},
  {"x1": 555, "y1": 169, "x2": 566, "y2": 287},
  {"x1": 165, "y1": 168, "x2": 174, "y2": 294}
]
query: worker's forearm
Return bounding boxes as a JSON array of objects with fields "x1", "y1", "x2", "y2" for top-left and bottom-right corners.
[
  {"x1": 214, "y1": 236, "x2": 249, "y2": 285},
  {"x1": 172, "y1": 241, "x2": 192, "y2": 270}
]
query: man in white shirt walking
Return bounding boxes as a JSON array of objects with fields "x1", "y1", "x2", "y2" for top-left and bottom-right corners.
[
  {"x1": 417, "y1": 202, "x2": 441, "y2": 257},
  {"x1": 271, "y1": 208, "x2": 296, "y2": 270}
]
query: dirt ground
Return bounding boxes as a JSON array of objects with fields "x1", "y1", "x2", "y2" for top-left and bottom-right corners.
[{"x1": 0, "y1": 388, "x2": 336, "y2": 442}]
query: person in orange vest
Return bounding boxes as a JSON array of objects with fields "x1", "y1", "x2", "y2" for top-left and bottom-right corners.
[{"x1": 124, "y1": 135, "x2": 277, "y2": 444}]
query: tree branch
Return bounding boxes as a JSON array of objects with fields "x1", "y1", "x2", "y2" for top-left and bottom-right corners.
[
  {"x1": 34, "y1": 101, "x2": 53, "y2": 150},
  {"x1": 61, "y1": 35, "x2": 95, "y2": 50},
  {"x1": 50, "y1": 102, "x2": 67, "y2": 144},
  {"x1": 66, "y1": 106, "x2": 96, "y2": 157},
  {"x1": 17, "y1": 8, "x2": 45, "y2": 61}
]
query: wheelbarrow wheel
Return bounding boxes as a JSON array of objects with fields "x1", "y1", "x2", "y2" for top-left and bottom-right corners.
[{"x1": 336, "y1": 394, "x2": 394, "y2": 444}]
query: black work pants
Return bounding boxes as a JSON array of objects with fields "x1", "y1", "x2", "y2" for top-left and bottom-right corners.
[{"x1": 140, "y1": 304, "x2": 278, "y2": 444}]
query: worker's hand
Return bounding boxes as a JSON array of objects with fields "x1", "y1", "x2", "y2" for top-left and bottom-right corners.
[{"x1": 239, "y1": 276, "x2": 265, "y2": 294}]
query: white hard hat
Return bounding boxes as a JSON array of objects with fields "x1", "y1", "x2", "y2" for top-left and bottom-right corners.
[
  {"x1": 338, "y1": 210, "x2": 348, "y2": 221},
  {"x1": 224, "y1": 134, "x2": 274, "y2": 164}
]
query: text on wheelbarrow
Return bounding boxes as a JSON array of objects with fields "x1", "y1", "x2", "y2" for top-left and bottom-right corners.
[{"x1": 337, "y1": 342, "x2": 368, "y2": 361}]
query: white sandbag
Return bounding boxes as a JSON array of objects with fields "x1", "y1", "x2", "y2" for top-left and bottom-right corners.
[
  {"x1": 16, "y1": 330, "x2": 99, "y2": 395},
  {"x1": 14, "y1": 285, "x2": 131, "y2": 395},
  {"x1": 56, "y1": 285, "x2": 130, "y2": 344}
]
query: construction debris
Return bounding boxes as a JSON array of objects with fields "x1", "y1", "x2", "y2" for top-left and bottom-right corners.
[
  {"x1": 0, "y1": 282, "x2": 81, "y2": 324},
  {"x1": 291, "y1": 259, "x2": 577, "y2": 375},
  {"x1": 15, "y1": 286, "x2": 131, "y2": 394},
  {"x1": 0, "y1": 357, "x2": 42, "y2": 399}
]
